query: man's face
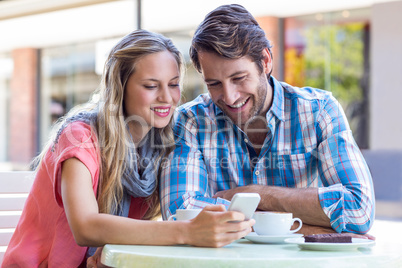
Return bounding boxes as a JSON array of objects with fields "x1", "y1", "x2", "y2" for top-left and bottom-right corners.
[{"x1": 198, "y1": 50, "x2": 273, "y2": 129}]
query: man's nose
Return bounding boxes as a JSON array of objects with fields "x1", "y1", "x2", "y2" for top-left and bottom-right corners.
[{"x1": 221, "y1": 84, "x2": 238, "y2": 105}]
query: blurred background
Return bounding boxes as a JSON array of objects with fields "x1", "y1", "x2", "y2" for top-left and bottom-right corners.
[{"x1": 0, "y1": 0, "x2": 401, "y2": 220}]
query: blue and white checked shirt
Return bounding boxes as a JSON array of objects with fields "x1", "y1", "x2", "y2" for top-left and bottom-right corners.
[{"x1": 160, "y1": 77, "x2": 375, "y2": 234}]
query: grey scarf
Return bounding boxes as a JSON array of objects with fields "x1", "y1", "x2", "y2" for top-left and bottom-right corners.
[
  {"x1": 53, "y1": 111, "x2": 161, "y2": 257},
  {"x1": 117, "y1": 132, "x2": 160, "y2": 216}
]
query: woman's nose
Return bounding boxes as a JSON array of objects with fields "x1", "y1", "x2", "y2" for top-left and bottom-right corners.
[{"x1": 157, "y1": 85, "x2": 173, "y2": 103}]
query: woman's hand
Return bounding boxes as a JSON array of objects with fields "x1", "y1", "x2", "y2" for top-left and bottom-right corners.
[
  {"x1": 182, "y1": 205, "x2": 255, "y2": 248},
  {"x1": 86, "y1": 247, "x2": 112, "y2": 268}
]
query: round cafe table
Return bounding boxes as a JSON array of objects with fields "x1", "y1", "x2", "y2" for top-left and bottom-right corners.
[
  {"x1": 100, "y1": 220, "x2": 402, "y2": 268},
  {"x1": 101, "y1": 238, "x2": 401, "y2": 267}
]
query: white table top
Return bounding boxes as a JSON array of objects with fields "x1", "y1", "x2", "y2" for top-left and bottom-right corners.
[{"x1": 101, "y1": 220, "x2": 402, "y2": 268}]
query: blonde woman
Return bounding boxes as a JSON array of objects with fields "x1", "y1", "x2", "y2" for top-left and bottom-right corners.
[{"x1": 2, "y1": 30, "x2": 254, "y2": 268}]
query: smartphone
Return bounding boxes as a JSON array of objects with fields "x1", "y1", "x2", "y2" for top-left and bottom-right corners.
[{"x1": 228, "y1": 193, "x2": 261, "y2": 220}]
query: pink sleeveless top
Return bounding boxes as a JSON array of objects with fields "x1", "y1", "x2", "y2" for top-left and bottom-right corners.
[{"x1": 2, "y1": 122, "x2": 149, "y2": 267}]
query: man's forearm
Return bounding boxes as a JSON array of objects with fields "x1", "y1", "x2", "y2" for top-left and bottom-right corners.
[
  {"x1": 259, "y1": 186, "x2": 330, "y2": 227},
  {"x1": 214, "y1": 185, "x2": 331, "y2": 228}
]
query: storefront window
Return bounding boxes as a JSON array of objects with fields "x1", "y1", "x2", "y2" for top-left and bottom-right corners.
[
  {"x1": 40, "y1": 42, "x2": 101, "y2": 147},
  {"x1": 284, "y1": 8, "x2": 370, "y2": 148}
]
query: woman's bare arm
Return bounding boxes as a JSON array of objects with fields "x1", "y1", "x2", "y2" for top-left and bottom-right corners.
[{"x1": 61, "y1": 158, "x2": 254, "y2": 248}]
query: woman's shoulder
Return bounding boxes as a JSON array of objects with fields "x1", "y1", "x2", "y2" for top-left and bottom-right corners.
[
  {"x1": 54, "y1": 121, "x2": 98, "y2": 152},
  {"x1": 63, "y1": 121, "x2": 94, "y2": 135}
]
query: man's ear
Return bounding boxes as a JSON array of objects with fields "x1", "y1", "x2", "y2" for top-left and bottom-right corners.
[{"x1": 261, "y1": 48, "x2": 273, "y2": 75}]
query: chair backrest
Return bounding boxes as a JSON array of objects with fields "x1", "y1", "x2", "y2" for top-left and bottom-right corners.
[
  {"x1": 0, "y1": 171, "x2": 35, "y2": 264},
  {"x1": 362, "y1": 150, "x2": 402, "y2": 201}
]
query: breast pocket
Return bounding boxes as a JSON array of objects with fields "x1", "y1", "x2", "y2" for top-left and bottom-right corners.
[{"x1": 278, "y1": 151, "x2": 316, "y2": 188}]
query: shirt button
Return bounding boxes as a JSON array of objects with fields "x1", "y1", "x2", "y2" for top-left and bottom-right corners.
[
  {"x1": 255, "y1": 171, "x2": 260, "y2": 176},
  {"x1": 244, "y1": 138, "x2": 249, "y2": 143}
]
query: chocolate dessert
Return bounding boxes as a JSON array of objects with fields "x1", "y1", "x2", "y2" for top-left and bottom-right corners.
[{"x1": 304, "y1": 233, "x2": 352, "y2": 243}]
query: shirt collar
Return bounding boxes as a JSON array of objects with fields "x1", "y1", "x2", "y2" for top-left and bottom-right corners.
[{"x1": 269, "y1": 76, "x2": 285, "y2": 122}]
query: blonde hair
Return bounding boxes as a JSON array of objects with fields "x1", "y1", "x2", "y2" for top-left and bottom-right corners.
[{"x1": 33, "y1": 30, "x2": 184, "y2": 220}]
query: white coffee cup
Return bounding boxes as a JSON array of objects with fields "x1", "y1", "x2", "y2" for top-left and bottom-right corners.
[
  {"x1": 253, "y1": 211, "x2": 302, "y2": 236},
  {"x1": 167, "y1": 209, "x2": 202, "y2": 221}
]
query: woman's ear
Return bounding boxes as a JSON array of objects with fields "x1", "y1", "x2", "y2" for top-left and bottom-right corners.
[{"x1": 261, "y1": 48, "x2": 273, "y2": 75}]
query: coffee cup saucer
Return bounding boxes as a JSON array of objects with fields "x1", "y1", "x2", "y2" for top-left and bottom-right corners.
[{"x1": 244, "y1": 232, "x2": 303, "y2": 244}]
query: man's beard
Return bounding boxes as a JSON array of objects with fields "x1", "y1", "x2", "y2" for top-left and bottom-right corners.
[
  {"x1": 249, "y1": 75, "x2": 269, "y2": 120},
  {"x1": 230, "y1": 74, "x2": 269, "y2": 129}
]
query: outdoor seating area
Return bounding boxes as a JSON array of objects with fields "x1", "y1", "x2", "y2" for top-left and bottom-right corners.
[{"x1": 1, "y1": 0, "x2": 402, "y2": 267}]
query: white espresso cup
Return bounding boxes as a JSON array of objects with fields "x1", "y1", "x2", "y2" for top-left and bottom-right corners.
[
  {"x1": 167, "y1": 209, "x2": 202, "y2": 221},
  {"x1": 253, "y1": 211, "x2": 302, "y2": 236}
]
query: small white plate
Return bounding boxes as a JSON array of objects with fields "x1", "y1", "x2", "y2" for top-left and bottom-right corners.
[
  {"x1": 244, "y1": 232, "x2": 303, "y2": 244},
  {"x1": 285, "y1": 237, "x2": 376, "y2": 251}
]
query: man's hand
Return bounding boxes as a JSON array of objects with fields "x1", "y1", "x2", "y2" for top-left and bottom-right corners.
[{"x1": 213, "y1": 185, "x2": 261, "y2": 201}]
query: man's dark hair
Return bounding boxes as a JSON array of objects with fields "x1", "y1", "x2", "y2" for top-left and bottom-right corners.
[{"x1": 190, "y1": 4, "x2": 273, "y2": 74}]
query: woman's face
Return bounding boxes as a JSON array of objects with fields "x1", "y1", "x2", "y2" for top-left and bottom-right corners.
[{"x1": 124, "y1": 51, "x2": 181, "y2": 140}]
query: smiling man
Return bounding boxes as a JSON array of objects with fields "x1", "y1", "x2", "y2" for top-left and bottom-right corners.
[{"x1": 160, "y1": 4, "x2": 375, "y2": 236}]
